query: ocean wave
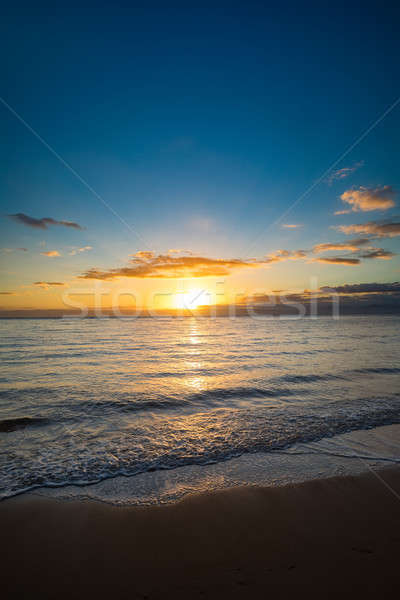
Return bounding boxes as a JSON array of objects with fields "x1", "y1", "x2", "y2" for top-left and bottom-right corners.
[
  {"x1": 352, "y1": 367, "x2": 400, "y2": 375},
  {"x1": 1, "y1": 396, "x2": 399, "y2": 500}
]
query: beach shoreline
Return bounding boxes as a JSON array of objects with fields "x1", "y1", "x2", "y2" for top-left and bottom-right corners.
[
  {"x1": 2, "y1": 467, "x2": 399, "y2": 599},
  {"x1": 20, "y1": 423, "x2": 400, "y2": 506}
]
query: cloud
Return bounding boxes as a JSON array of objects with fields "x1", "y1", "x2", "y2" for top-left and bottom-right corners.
[
  {"x1": 1, "y1": 247, "x2": 28, "y2": 253},
  {"x1": 337, "y1": 220, "x2": 400, "y2": 238},
  {"x1": 34, "y1": 282, "x2": 65, "y2": 289},
  {"x1": 69, "y1": 246, "x2": 92, "y2": 256},
  {"x1": 79, "y1": 239, "x2": 393, "y2": 280},
  {"x1": 311, "y1": 242, "x2": 394, "y2": 263},
  {"x1": 167, "y1": 248, "x2": 194, "y2": 255},
  {"x1": 358, "y1": 248, "x2": 395, "y2": 260},
  {"x1": 132, "y1": 251, "x2": 157, "y2": 260},
  {"x1": 327, "y1": 161, "x2": 364, "y2": 185},
  {"x1": 339, "y1": 186, "x2": 396, "y2": 212},
  {"x1": 313, "y1": 238, "x2": 371, "y2": 253},
  {"x1": 282, "y1": 223, "x2": 302, "y2": 229},
  {"x1": 80, "y1": 253, "x2": 271, "y2": 279},
  {"x1": 266, "y1": 249, "x2": 307, "y2": 262},
  {"x1": 0, "y1": 291, "x2": 15, "y2": 295},
  {"x1": 80, "y1": 249, "x2": 309, "y2": 281},
  {"x1": 320, "y1": 282, "x2": 400, "y2": 294},
  {"x1": 40, "y1": 250, "x2": 60, "y2": 257},
  {"x1": 313, "y1": 257, "x2": 360, "y2": 265},
  {"x1": 8, "y1": 213, "x2": 84, "y2": 230}
]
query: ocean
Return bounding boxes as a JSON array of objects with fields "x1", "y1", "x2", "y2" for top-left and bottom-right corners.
[{"x1": 1, "y1": 315, "x2": 400, "y2": 503}]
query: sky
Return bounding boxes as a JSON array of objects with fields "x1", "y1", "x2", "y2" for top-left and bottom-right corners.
[{"x1": 1, "y1": 1, "x2": 400, "y2": 311}]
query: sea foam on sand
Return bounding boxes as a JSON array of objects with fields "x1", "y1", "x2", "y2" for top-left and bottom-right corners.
[{"x1": 32, "y1": 423, "x2": 400, "y2": 506}]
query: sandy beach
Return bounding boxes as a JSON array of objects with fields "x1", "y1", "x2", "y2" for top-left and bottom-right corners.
[{"x1": 2, "y1": 468, "x2": 399, "y2": 599}]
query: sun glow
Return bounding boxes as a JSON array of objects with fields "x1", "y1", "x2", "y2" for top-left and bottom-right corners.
[{"x1": 174, "y1": 288, "x2": 211, "y2": 309}]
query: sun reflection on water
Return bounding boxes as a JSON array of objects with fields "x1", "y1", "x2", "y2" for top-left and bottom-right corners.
[{"x1": 183, "y1": 320, "x2": 208, "y2": 392}]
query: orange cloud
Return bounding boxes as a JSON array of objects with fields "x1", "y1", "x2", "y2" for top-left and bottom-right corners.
[
  {"x1": 313, "y1": 257, "x2": 360, "y2": 265},
  {"x1": 327, "y1": 161, "x2": 364, "y2": 185},
  {"x1": 80, "y1": 239, "x2": 393, "y2": 280},
  {"x1": 167, "y1": 249, "x2": 194, "y2": 255},
  {"x1": 337, "y1": 220, "x2": 400, "y2": 238},
  {"x1": 312, "y1": 242, "x2": 394, "y2": 263},
  {"x1": 266, "y1": 250, "x2": 307, "y2": 262},
  {"x1": 339, "y1": 186, "x2": 396, "y2": 212},
  {"x1": 80, "y1": 253, "x2": 269, "y2": 279},
  {"x1": 34, "y1": 282, "x2": 65, "y2": 289},
  {"x1": 79, "y1": 248, "x2": 311, "y2": 280},
  {"x1": 132, "y1": 251, "x2": 155, "y2": 259},
  {"x1": 40, "y1": 251, "x2": 60, "y2": 257},
  {"x1": 282, "y1": 223, "x2": 302, "y2": 229},
  {"x1": 313, "y1": 238, "x2": 370, "y2": 253},
  {"x1": 69, "y1": 246, "x2": 92, "y2": 256}
]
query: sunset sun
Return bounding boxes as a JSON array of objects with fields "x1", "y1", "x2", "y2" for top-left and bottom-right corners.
[{"x1": 174, "y1": 288, "x2": 211, "y2": 309}]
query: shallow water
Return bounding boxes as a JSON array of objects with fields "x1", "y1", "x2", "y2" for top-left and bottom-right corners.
[{"x1": 1, "y1": 315, "x2": 400, "y2": 500}]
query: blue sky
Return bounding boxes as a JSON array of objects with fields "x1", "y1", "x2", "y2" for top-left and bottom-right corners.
[{"x1": 1, "y1": 1, "x2": 400, "y2": 307}]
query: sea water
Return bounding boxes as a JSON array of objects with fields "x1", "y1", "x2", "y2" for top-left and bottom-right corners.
[{"x1": 1, "y1": 315, "x2": 399, "y2": 502}]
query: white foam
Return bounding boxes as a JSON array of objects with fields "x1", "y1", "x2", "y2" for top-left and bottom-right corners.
[{"x1": 32, "y1": 423, "x2": 400, "y2": 506}]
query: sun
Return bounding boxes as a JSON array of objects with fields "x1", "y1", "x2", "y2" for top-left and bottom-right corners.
[{"x1": 174, "y1": 288, "x2": 211, "y2": 309}]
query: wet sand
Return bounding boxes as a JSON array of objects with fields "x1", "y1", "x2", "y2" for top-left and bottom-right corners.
[{"x1": 1, "y1": 468, "x2": 400, "y2": 599}]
